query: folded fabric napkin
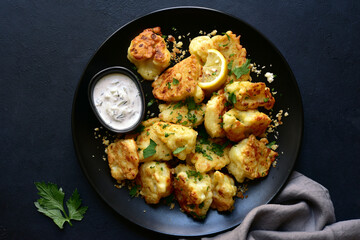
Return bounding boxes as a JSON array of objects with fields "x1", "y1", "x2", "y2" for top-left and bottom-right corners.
[{"x1": 203, "y1": 171, "x2": 360, "y2": 240}]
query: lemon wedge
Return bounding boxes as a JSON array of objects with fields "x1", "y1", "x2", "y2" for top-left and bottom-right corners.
[{"x1": 198, "y1": 49, "x2": 228, "y2": 91}]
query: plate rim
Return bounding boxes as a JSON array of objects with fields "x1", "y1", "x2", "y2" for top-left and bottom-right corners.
[{"x1": 71, "y1": 6, "x2": 304, "y2": 237}]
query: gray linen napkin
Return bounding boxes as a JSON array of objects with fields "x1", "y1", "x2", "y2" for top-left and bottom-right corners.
[{"x1": 203, "y1": 171, "x2": 360, "y2": 240}]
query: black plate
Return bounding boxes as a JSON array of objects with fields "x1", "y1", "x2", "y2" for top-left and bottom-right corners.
[{"x1": 72, "y1": 7, "x2": 303, "y2": 237}]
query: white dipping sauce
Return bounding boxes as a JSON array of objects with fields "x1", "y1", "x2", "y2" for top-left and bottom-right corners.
[{"x1": 92, "y1": 73, "x2": 142, "y2": 131}]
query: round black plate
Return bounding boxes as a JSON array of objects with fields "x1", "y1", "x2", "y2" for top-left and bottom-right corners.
[{"x1": 72, "y1": 7, "x2": 303, "y2": 237}]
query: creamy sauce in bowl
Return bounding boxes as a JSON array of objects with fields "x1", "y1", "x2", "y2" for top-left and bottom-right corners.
[{"x1": 89, "y1": 68, "x2": 144, "y2": 132}]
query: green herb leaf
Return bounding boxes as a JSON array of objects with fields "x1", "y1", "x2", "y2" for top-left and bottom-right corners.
[
  {"x1": 129, "y1": 184, "x2": 141, "y2": 197},
  {"x1": 147, "y1": 99, "x2": 156, "y2": 107},
  {"x1": 172, "y1": 78, "x2": 179, "y2": 85},
  {"x1": 143, "y1": 139, "x2": 157, "y2": 158},
  {"x1": 232, "y1": 59, "x2": 251, "y2": 79},
  {"x1": 173, "y1": 146, "x2": 186, "y2": 155},
  {"x1": 263, "y1": 98, "x2": 269, "y2": 103},
  {"x1": 165, "y1": 132, "x2": 175, "y2": 137},
  {"x1": 167, "y1": 82, "x2": 171, "y2": 89},
  {"x1": 266, "y1": 141, "x2": 276, "y2": 149},
  {"x1": 34, "y1": 182, "x2": 87, "y2": 229},
  {"x1": 228, "y1": 92, "x2": 237, "y2": 105},
  {"x1": 186, "y1": 170, "x2": 203, "y2": 181}
]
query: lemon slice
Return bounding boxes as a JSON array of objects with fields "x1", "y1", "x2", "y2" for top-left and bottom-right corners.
[{"x1": 198, "y1": 49, "x2": 228, "y2": 91}]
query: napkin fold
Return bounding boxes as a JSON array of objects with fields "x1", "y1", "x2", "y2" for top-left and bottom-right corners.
[{"x1": 203, "y1": 171, "x2": 360, "y2": 240}]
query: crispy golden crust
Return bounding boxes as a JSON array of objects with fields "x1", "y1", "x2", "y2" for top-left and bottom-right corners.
[
  {"x1": 210, "y1": 171, "x2": 237, "y2": 212},
  {"x1": 188, "y1": 138, "x2": 231, "y2": 173},
  {"x1": 225, "y1": 81, "x2": 275, "y2": 110},
  {"x1": 222, "y1": 108, "x2": 271, "y2": 142},
  {"x1": 107, "y1": 139, "x2": 139, "y2": 182},
  {"x1": 227, "y1": 135, "x2": 278, "y2": 183},
  {"x1": 158, "y1": 102, "x2": 206, "y2": 128},
  {"x1": 127, "y1": 27, "x2": 171, "y2": 80},
  {"x1": 152, "y1": 122, "x2": 197, "y2": 160},
  {"x1": 138, "y1": 161, "x2": 172, "y2": 204},
  {"x1": 204, "y1": 93, "x2": 227, "y2": 138},
  {"x1": 152, "y1": 55, "x2": 202, "y2": 102},
  {"x1": 136, "y1": 119, "x2": 173, "y2": 162},
  {"x1": 173, "y1": 164, "x2": 213, "y2": 219}
]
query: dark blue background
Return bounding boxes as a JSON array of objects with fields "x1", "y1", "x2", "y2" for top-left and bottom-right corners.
[{"x1": 1, "y1": 1, "x2": 359, "y2": 239}]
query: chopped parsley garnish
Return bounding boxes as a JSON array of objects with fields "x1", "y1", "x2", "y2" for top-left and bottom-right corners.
[
  {"x1": 176, "y1": 114, "x2": 183, "y2": 123},
  {"x1": 219, "y1": 32, "x2": 230, "y2": 47},
  {"x1": 162, "y1": 124, "x2": 169, "y2": 129},
  {"x1": 147, "y1": 99, "x2": 156, "y2": 107},
  {"x1": 129, "y1": 184, "x2": 141, "y2": 197},
  {"x1": 167, "y1": 82, "x2": 171, "y2": 89},
  {"x1": 228, "y1": 92, "x2": 237, "y2": 105},
  {"x1": 185, "y1": 97, "x2": 197, "y2": 111},
  {"x1": 232, "y1": 59, "x2": 251, "y2": 79},
  {"x1": 186, "y1": 112, "x2": 197, "y2": 124},
  {"x1": 173, "y1": 146, "x2": 186, "y2": 155},
  {"x1": 181, "y1": 121, "x2": 188, "y2": 125},
  {"x1": 165, "y1": 132, "x2": 175, "y2": 137},
  {"x1": 173, "y1": 102, "x2": 184, "y2": 109},
  {"x1": 143, "y1": 139, "x2": 157, "y2": 158},
  {"x1": 172, "y1": 78, "x2": 179, "y2": 85},
  {"x1": 135, "y1": 124, "x2": 145, "y2": 133},
  {"x1": 266, "y1": 141, "x2": 276, "y2": 149},
  {"x1": 186, "y1": 170, "x2": 203, "y2": 181},
  {"x1": 263, "y1": 98, "x2": 269, "y2": 103}
]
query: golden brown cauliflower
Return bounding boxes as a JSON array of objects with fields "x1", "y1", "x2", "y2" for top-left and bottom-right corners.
[
  {"x1": 227, "y1": 135, "x2": 278, "y2": 183},
  {"x1": 136, "y1": 119, "x2": 173, "y2": 162},
  {"x1": 158, "y1": 101, "x2": 206, "y2": 128},
  {"x1": 152, "y1": 122, "x2": 197, "y2": 160},
  {"x1": 222, "y1": 108, "x2": 271, "y2": 142},
  {"x1": 107, "y1": 139, "x2": 139, "y2": 182},
  {"x1": 152, "y1": 55, "x2": 203, "y2": 102},
  {"x1": 188, "y1": 138, "x2": 231, "y2": 173},
  {"x1": 127, "y1": 27, "x2": 171, "y2": 80},
  {"x1": 210, "y1": 171, "x2": 237, "y2": 212},
  {"x1": 225, "y1": 81, "x2": 275, "y2": 110},
  {"x1": 204, "y1": 92, "x2": 227, "y2": 138},
  {"x1": 173, "y1": 164, "x2": 213, "y2": 219},
  {"x1": 138, "y1": 161, "x2": 172, "y2": 204}
]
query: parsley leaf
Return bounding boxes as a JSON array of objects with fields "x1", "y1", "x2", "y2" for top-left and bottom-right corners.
[
  {"x1": 147, "y1": 99, "x2": 156, "y2": 107},
  {"x1": 232, "y1": 59, "x2": 251, "y2": 79},
  {"x1": 266, "y1": 141, "x2": 276, "y2": 149},
  {"x1": 129, "y1": 184, "x2": 141, "y2": 197},
  {"x1": 186, "y1": 170, "x2": 203, "y2": 181},
  {"x1": 34, "y1": 182, "x2": 87, "y2": 229},
  {"x1": 143, "y1": 139, "x2": 157, "y2": 158},
  {"x1": 172, "y1": 78, "x2": 179, "y2": 85},
  {"x1": 228, "y1": 92, "x2": 237, "y2": 105},
  {"x1": 173, "y1": 146, "x2": 186, "y2": 155}
]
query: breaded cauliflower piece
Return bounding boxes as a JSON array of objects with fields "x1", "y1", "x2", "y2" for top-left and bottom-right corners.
[
  {"x1": 225, "y1": 81, "x2": 275, "y2": 110},
  {"x1": 222, "y1": 108, "x2": 271, "y2": 142},
  {"x1": 158, "y1": 101, "x2": 206, "y2": 128},
  {"x1": 138, "y1": 161, "x2": 172, "y2": 204},
  {"x1": 173, "y1": 164, "x2": 213, "y2": 219},
  {"x1": 188, "y1": 138, "x2": 231, "y2": 173},
  {"x1": 152, "y1": 55, "x2": 203, "y2": 102},
  {"x1": 136, "y1": 119, "x2": 172, "y2": 162},
  {"x1": 210, "y1": 171, "x2": 237, "y2": 212},
  {"x1": 152, "y1": 122, "x2": 197, "y2": 160},
  {"x1": 211, "y1": 31, "x2": 250, "y2": 83},
  {"x1": 189, "y1": 31, "x2": 249, "y2": 83},
  {"x1": 107, "y1": 139, "x2": 139, "y2": 182},
  {"x1": 127, "y1": 27, "x2": 171, "y2": 80},
  {"x1": 204, "y1": 92, "x2": 227, "y2": 138},
  {"x1": 227, "y1": 135, "x2": 278, "y2": 183},
  {"x1": 189, "y1": 35, "x2": 213, "y2": 64}
]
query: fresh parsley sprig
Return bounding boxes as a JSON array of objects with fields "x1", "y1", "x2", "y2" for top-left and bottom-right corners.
[{"x1": 34, "y1": 182, "x2": 88, "y2": 229}]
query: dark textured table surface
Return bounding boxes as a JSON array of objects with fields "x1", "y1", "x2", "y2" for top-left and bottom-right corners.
[{"x1": 1, "y1": 1, "x2": 359, "y2": 239}]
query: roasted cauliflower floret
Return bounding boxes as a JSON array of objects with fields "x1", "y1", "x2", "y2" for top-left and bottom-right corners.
[
  {"x1": 189, "y1": 35, "x2": 214, "y2": 64},
  {"x1": 136, "y1": 119, "x2": 172, "y2": 162},
  {"x1": 227, "y1": 135, "x2": 278, "y2": 183},
  {"x1": 225, "y1": 81, "x2": 275, "y2": 110},
  {"x1": 222, "y1": 108, "x2": 271, "y2": 142},
  {"x1": 211, "y1": 31, "x2": 249, "y2": 83},
  {"x1": 152, "y1": 122, "x2": 197, "y2": 160},
  {"x1": 188, "y1": 138, "x2": 231, "y2": 173},
  {"x1": 127, "y1": 27, "x2": 171, "y2": 80},
  {"x1": 173, "y1": 164, "x2": 213, "y2": 219},
  {"x1": 107, "y1": 139, "x2": 139, "y2": 182},
  {"x1": 210, "y1": 171, "x2": 237, "y2": 212},
  {"x1": 158, "y1": 101, "x2": 206, "y2": 128},
  {"x1": 138, "y1": 161, "x2": 172, "y2": 204},
  {"x1": 204, "y1": 92, "x2": 227, "y2": 138},
  {"x1": 152, "y1": 55, "x2": 203, "y2": 102}
]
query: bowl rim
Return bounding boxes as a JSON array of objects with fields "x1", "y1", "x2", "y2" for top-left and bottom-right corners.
[{"x1": 87, "y1": 66, "x2": 145, "y2": 133}]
